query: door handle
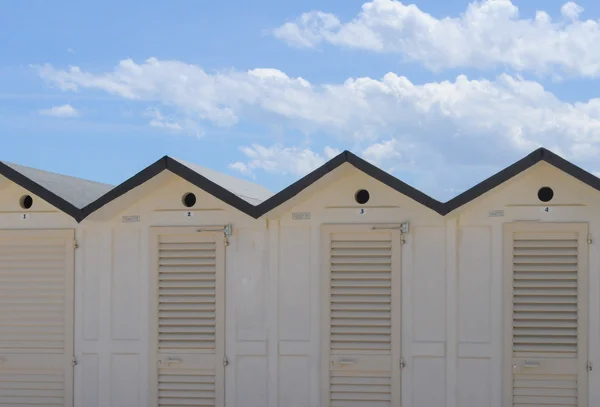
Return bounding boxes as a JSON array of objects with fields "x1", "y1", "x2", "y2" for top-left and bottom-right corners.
[
  {"x1": 338, "y1": 359, "x2": 356, "y2": 366},
  {"x1": 165, "y1": 358, "x2": 182, "y2": 366},
  {"x1": 523, "y1": 361, "x2": 540, "y2": 368}
]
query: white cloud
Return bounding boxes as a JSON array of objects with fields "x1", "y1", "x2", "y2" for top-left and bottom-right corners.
[
  {"x1": 230, "y1": 145, "x2": 341, "y2": 177},
  {"x1": 145, "y1": 108, "x2": 203, "y2": 137},
  {"x1": 34, "y1": 58, "x2": 600, "y2": 198},
  {"x1": 561, "y1": 2, "x2": 584, "y2": 20},
  {"x1": 273, "y1": 0, "x2": 600, "y2": 77},
  {"x1": 39, "y1": 104, "x2": 79, "y2": 118}
]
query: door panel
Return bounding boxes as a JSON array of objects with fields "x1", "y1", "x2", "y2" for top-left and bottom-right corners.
[
  {"x1": 150, "y1": 228, "x2": 225, "y2": 407},
  {"x1": 0, "y1": 229, "x2": 74, "y2": 407},
  {"x1": 322, "y1": 225, "x2": 401, "y2": 407},
  {"x1": 504, "y1": 223, "x2": 588, "y2": 407}
]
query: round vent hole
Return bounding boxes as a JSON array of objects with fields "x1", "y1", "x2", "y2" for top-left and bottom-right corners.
[
  {"x1": 20, "y1": 195, "x2": 33, "y2": 209},
  {"x1": 182, "y1": 192, "x2": 197, "y2": 208},
  {"x1": 537, "y1": 187, "x2": 554, "y2": 203},
  {"x1": 355, "y1": 189, "x2": 370, "y2": 205}
]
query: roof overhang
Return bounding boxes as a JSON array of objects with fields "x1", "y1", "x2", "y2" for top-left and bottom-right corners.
[
  {"x1": 80, "y1": 156, "x2": 263, "y2": 221},
  {"x1": 0, "y1": 162, "x2": 82, "y2": 221}
]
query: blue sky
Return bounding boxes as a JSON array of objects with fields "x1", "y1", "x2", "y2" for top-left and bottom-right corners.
[{"x1": 2, "y1": 0, "x2": 600, "y2": 199}]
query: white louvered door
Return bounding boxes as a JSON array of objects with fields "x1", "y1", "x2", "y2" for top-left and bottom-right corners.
[
  {"x1": 504, "y1": 223, "x2": 588, "y2": 407},
  {"x1": 0, "y1": 229, "x2": 74, "y2": 407},
  {"x1": 321, "y1": 225, "x2": 401, "y2": 407},
  {"x1": 150, "y1": 228, "x2": 225, "y2": 407}
]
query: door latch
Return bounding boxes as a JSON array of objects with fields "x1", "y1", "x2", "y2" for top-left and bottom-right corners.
[
  {"x1": 400, "y1": 357, "x2": 406, "y2": 369},
  {"x1": 71, "y1": 357, "x2": 78, "y2": 366},
  {"x1": 223, "y1": 356, "x2": 229, "y2": 367},
  {"x1": 588, "y1": 361, "x2": 593, "y2": 372}
]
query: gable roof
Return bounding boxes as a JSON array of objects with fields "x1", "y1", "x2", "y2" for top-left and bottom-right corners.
[
  {"x1": 442, "y1": 147, "x2": 600, "y2": 214},
  {"x1": 255, "y1": 150, "x2": 445, "y2": 215},
  {"x1": 0, "y1": 161, "x2": 114, "y2": 221},
  {"x1": 80, "y1": 156, "x2": 273, "y2": 219},
  {"x1": 5, "y1": 147, "x2": 600, "y2": 222}
]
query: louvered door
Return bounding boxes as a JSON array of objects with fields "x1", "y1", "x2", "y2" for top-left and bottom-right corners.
[
  {"x1": 504, "y1": 223, "x2": 588, "y2": 407},
  {"x1": 150, "y1": 228, "x2": 225, "y2": 407},
  {"x1": 321, "y1": 225, "x2": 401, "y2": 407},
  {"x1": 0, "y1": 229, "x2": 74, "y2": 407}
]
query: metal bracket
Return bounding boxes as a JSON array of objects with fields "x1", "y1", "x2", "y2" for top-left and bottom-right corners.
[
  {"x1": 197, "y1": 224, "x2": 233, "y2": 246},
  {"x1": 372, "y1": 222, "x2": 409, "y2": 243},
  {"x1": 588, "y1": 361, "x2": 593, "y2": 372},
  {"x1": 223, "y1": 356, "x2": 229, "y2": 367},
  {"x1": 73, "y1": 240, "x2": 79, "y2": 249},
  {"x1": 71, "y1": 357, "x2": 78, "y2": 367},
  {"x1": 588, "y1": 235, "x2": 593, "y2": 244},
  {"x1": 400, "y1": 357, "x2": 406, "y2": 369},
  {"x1": 224, "y1": 224, "x2": 233, "y2": 238}
]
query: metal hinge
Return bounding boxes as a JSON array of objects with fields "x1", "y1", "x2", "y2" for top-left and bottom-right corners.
[
  {"x1": 223, "y1": 356, "x2": 229, "y2": 367},
  {"x1": 73, "y1": 240, "x2": 79, "y2": 249},
  {"x1": 588, "y1": 235, "x2": 593, "y2": 244},
  {"x1": 588, "y1": 361, "x2": 593, "y2": 372},
  {"x1": 71, "y1": 356, "x2": 78, "y2": 367},
  {"x1": 400, "y1": 357, "x2": 406, "y2": 369}
]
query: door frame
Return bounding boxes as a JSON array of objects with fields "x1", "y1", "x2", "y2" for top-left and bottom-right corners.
[
  {"x1": 320, "y1": 223, "x2": 403, "y2": 407},
  {"x1": 502, "y1": 222, "x2": 589, "y2": 407},
  {"x1": 148, "y1": 226, "x2": 226, "y2": 407}
]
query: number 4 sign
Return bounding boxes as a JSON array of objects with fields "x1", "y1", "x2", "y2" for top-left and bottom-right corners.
[{"x1": 541, "y1": 206, "x2": 551, "y2": 213}]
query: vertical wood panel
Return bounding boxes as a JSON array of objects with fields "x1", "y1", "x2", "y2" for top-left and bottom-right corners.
[
  {"x1": 446, "y1": 219, "x2": 458, "y2": 407},
  {"x1": 268, "y1": 220, "x2": 279, "y2": 407},
  {"x1": 236, "y1": 356, "x2": 268, "y2": 407},
  {"x1": 81, "y1": 354, "x2": 99, "y2": 407},
  {"x1": 412, "y1": 357, "x2": 445, "y2": 407},
  {"x1": 279, "y1": 227, "x2": 311, "y2": 341},
  {"x1": 235, "y1": 229, "x2": 267, "y2": 341},
  {"x1": 111, "y1": 228, "x2": 140, "y2": 340},
  {"x1": 279, "y1": 356, "x2": 310, "y2": 407},
  {"x1": 83, "y1": 229, "x2": 108, "y2": 340},
  {"x1": 459, "y1": 227, "x2": 492, "y2": 343},
  {"x1": 413, "y1": 226, "x2": 446, "y2": 342},
  {"x1": 111, "y1": 354, "x2": 139, "y2": 407},
  {"x1": 458, "y1": 359, "x2": 491, "y2": 407}
]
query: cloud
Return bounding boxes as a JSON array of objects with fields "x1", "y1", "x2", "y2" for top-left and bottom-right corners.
[
  {"x1": 273, "y1": 0, "x2": 600, "y2": 77},
  {"x1": 144, "y1": 108, "x2": 203, "y2": 137},
  {"x1": 38, "y1": 104, "x2": 79, "y2": 118},
  {"x1": 34, "y1": 58, "x2": 600, "y2": 198},
  {"x1": 229, "y1": 144, "x2": 340, "y2": 177}
]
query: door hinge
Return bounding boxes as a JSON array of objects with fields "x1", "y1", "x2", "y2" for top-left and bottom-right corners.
[
  {"x1": 588, "y1": 361, "x2": 593, "y2": 372},
  {"x1": 400, "y1": 357, "x2": 406, "y2": 369},
  {"x1": 71, "y1": 356, "x2": 78, "y2": 367},
  {"x1": 223, "y1": 356, "x2": 229, "y2": 367},
  {"x1": 73, "y1": 240, "x2": 79, "y2": 249},
  {"x1": 588, "y1": 235, "x2": 593, "y2": 244}
]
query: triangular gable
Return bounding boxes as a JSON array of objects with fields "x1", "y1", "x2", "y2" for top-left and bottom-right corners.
[
  {"x1": 0, "y1": 161, "x2": 113, "y2": 222},
  {"x1": 255, "y1": 151, "x2": 445, "y2": 216},
  {"x1": 443, "y1": 148, "x2": 600, "y2": 215},
  {"x1": 81, "y1": 156, "x2": 272, "y2": 220}
]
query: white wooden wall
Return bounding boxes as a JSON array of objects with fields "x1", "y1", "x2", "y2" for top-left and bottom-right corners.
[{"x1": 5, "y1": 163, "x2": 600, "y2": 407}]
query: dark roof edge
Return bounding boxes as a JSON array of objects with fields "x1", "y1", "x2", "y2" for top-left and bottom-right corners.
[
  {"x1": 442, "y1": 148, "x2": 543, "y2": 214},
  {"x1": 255, "y1": 151, "x2": 350, "y2": 215},
  {"x1": 345, "y1": 152, "x2": 445, "y2": 214},
  {"x1": 0, "y1": 162, "x2": 82, "y2": 222},
  {"x1": 255, "y1": 151, "x2": 445, "y2": 216},
  {"x1": 443, "y1": 147, "x2": 600, "y2": 214},
  {"x1": 79, "y1": 157, "x2": 168, "y2": 220},
  {"x1": 79, "y1": 156, "x2": 262, "y2": 221},
  {"x1": 55, "y1": 146, "x2": 600, "y2": 223}
]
